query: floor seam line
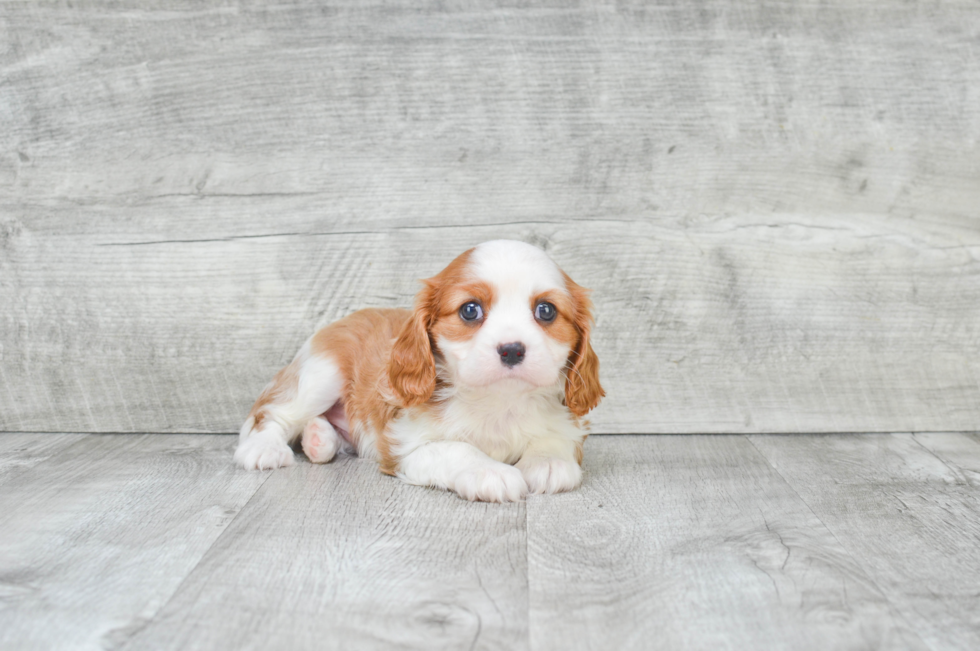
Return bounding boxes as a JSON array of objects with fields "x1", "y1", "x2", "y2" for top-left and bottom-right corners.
[
  {"x1": 909, "y1": 433, "x2": 979, "y2": 482},
  {"x1": 744, "y1": 434, "x2": 940, "y2": 651},
  {"x1": 114, "y1": 464, "x2": 277, "y2": 649}
]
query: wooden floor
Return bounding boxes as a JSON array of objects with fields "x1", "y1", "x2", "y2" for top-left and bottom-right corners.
[{"x1": 1, "y1": 433, "x2": 978, "y2": 650}]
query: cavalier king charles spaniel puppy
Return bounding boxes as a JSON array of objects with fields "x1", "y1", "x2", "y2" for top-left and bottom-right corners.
[{"x1": 234, "y1": 239, "x2": 604, "y2": 502}]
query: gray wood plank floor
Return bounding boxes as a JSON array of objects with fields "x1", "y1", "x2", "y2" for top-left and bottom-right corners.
[{"x1": 2, "y1": 433, "x2": 978, "y2": 650}]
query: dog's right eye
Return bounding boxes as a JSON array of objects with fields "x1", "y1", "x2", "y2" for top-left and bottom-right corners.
[{"x1": 459, "y1": 301, "x2": 484, "y2": 322}]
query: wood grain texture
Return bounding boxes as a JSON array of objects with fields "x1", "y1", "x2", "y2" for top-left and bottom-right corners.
[
  {"x1": 2, "y1": 1, "x2": 979, "y2": 433},
  {"x1": 0, "y1": 434, "x2": 268, "y2": 651},
  {"x1": 0, "y1": 431, "x2": 87, "y2": 488},
  {"x1": 750, "y1": 433, "x2": 980, "y2": 651},
  {"x1": 2, "y1": 205, "x2": 978, "y2": 436},
  {"x1": 123, "y1": 454, "x2": 528, "y2": 651},
  {"x1": 526, "y1": 435, "x2": 927, "y2": 651},
  {"x1": 912, "y1": 432, "x2": 980, "y2": 486},
  {"x1": 6, "y1": 432, "x2": 980, "y2": 650}
]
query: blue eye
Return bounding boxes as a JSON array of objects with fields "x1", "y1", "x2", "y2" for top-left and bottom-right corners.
[
  {"x1": 535, "y1": 301, "x2": 557, "y2": 322},
  {"x1": 459, "y1": 301, "x2": 483, "y2": 322}
]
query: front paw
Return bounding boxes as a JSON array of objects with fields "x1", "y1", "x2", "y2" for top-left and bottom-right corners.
[
  {"x1": 517, "y1": 457, "x2": 582, "y2": 494},
  {"x1": 452, "y1": 464, "x2": 528, "y2": 503},
  {"x1": 234, "y1": 430, "x2": 295, "y2": 470}
]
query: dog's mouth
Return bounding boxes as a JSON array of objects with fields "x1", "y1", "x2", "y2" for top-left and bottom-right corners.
[{"x1": 466, "y1": 365, "x2": 561, "y2": 391}]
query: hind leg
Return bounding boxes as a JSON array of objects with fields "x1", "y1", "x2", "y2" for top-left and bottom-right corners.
[
  {"x1": 301, "y1": 416, "x2": 343, "y2": 463},
  {"x1": 235, "y1": 345, "x2": 344, "y2": 470}
]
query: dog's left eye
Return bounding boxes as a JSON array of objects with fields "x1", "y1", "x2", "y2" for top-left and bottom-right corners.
[
  {"x1": 535, "y1": 301, "x2": 557, "y2": 322},
  {"x1": 459, "y1": 301, "x2": 484, "y2": 322}
]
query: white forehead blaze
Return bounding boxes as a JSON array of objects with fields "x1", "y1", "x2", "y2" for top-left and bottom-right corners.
[{"x1": 468, "y1": 240, "x2": 566, "y2": 299}]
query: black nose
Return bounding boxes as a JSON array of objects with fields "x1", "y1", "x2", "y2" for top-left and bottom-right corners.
[{"x1": 497, "y1": 342, "x2": 526, "y2": 367}]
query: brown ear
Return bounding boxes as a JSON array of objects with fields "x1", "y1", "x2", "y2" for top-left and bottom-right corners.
[
  {"x1": 389, "y1": 286, "x2": 437, "y2": 407},
  {"x1": 563, "y1": 276, "x2": 605, "y2": 417}
]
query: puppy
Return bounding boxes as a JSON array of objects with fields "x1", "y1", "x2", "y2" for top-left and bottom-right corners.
[{"x1": 234, "y1": 239, "x2": 604, "y2": 502}]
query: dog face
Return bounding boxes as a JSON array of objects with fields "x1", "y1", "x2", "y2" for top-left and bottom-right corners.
[{"x1": 388, "y1": 240, "x2": 604, "y2": 416}]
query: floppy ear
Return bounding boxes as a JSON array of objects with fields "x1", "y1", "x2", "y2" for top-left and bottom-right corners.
[
  {"x1": 389, "y1": 284, "x2": 438, "y2": 407},
  {"x1": 563, "y1": 276, "x2": 605, "y2": 417}
]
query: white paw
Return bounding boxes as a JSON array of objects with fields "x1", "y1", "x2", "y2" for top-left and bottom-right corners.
[
  {"x1": 301, "y1": 417, "x2": 340, "y2": 464},
  {"x1": 452, "y1": 463, "x2": 528, "y2": 503},
  {"x1": 234, "y1": 430, "x2": 295, "y2": 470},
  {"x1": 517, "y1": 457, "x2": 582, "y2": 494}
]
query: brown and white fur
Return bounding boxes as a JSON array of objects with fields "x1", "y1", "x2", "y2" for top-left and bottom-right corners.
[{"x1": 234, "y1": 240, "x2": 604, "y2": 502}]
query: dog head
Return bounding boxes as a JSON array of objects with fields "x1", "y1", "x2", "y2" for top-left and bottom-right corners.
[{"x1": 388, "y1": 240, "x2": 604, "y2": 416}]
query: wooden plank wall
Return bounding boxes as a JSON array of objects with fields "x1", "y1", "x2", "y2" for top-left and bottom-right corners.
[{"x1": 1, "y1": 1, "x2": 978, "y2": 434}]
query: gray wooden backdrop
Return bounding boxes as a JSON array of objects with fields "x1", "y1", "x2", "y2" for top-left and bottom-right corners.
[{"x1": 2, "y1": 1, "x2": 978, "y2": 434}]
